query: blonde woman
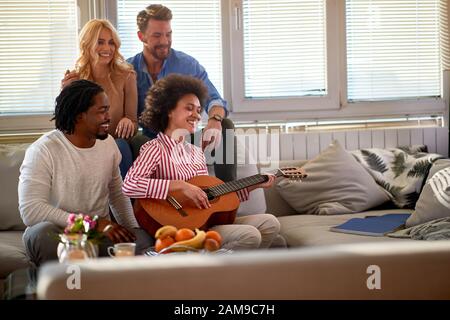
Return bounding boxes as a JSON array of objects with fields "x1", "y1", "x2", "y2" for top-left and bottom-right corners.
[{"x1": 62, "y1": 19, "x2": 137, "y2": 178}]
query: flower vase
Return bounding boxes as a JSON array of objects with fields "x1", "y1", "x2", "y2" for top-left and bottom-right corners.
[{"x1": 57, "y1": 234, "x2": 98, "y2": 263}]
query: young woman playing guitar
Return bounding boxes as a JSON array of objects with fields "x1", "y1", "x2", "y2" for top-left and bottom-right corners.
[{"x1": 122, "y1": 74, "x2": 282, "y2": 250}]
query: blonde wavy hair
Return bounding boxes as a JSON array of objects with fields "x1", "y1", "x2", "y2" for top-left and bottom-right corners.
[{"x1": 75, "y1": 19, "x2": 133, "y2": 84}]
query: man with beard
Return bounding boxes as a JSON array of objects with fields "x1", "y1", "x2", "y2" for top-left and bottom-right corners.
[
  {"x1": 18, "y1": 80, "x2": 152, "y2": 266},
  {"x1": 127, "y1": 4, "x2": 237, "y2": 183}
]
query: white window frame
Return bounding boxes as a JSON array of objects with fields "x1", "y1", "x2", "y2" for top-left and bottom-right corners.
[
  {"x1": 228, "y1": 0, "x2": 340, "y2": 115},
  {"x1": 337, "y1": 0, "x2": 447, "y2": 119},
  {"x1": 0, "y1": 0, "x2": 108, "y2": 134},
  {"x1": 1, "y1": 0, "x2": 448, "y2": 134},
  {"x1": 228, "y1": 0, "x2": 447, "y2": 122}
]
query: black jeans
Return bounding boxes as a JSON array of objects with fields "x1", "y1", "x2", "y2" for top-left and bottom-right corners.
[{"x1": 130, "y1": 118, "x2": 237, "y2": 182}]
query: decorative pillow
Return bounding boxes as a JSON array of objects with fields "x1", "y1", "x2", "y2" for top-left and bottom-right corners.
[
  {"x1": 406, "y1": 159, "x2": 450, "y2": 227},
  {"x1": 276, "y1": 140, "x2": 390, "y2": 215},
  {"x1": 351, "y1": 146, "x2": 443, "y2": 208}
]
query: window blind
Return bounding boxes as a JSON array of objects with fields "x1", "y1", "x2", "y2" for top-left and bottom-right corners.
[
  {"x1": 117, "y1": 0, "x2": 223, "y2": 95},
  {"x1": 0, "y1": 0, "x2": 78, "y2": 115},
  {"x1": 346, "y1": 0, "x2": 443, "y2": 101},
  {"x1": 242, "y1": 0, "x2": 326, "y2": 99}
]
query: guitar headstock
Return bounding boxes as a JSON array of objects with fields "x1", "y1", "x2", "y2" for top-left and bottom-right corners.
[{"x1": 277, "y1": 167, "x2": 307, "y2": 181}]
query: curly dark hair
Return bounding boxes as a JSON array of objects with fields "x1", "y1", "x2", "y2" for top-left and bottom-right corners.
[
  {"x1": 52, "y1": 79, "x2": 104, "y2": 134},
  {"x1": 140, "y1": 74, "x2": 208, "y2": 133}
]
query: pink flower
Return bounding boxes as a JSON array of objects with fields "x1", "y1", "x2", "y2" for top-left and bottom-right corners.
[
  {"x1": 60, "y1": 213, "x2": 101, "y2": 243},
  {"x1": 68, "y1": 213, "x2": 76, "y2": 224}
]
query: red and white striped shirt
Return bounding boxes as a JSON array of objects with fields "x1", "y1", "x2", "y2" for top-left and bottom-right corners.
[{"x1": 122, "y1": 132, "x2": 249, "y2": 201}]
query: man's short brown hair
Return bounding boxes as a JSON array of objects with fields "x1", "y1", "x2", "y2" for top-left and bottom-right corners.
[{"x1": 137, "y1": 4, "x2": 172, "y2": 33}]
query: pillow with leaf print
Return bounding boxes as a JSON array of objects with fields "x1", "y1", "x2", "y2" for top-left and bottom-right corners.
[{"x1": 351, "y1": 146, "x2": 443, "y2": 209}]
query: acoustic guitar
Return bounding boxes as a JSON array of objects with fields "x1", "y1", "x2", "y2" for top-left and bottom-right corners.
[{"x1": 133, "y1": 167, "x2": 306, "y2": 236}]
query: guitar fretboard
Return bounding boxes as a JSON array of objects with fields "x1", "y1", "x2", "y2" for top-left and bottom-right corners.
[{"x1": 208, "y1": 171, "x2": 283, "y2": 197}]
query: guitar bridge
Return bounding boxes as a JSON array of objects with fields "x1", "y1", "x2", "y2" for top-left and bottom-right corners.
[{"x1": 167, "y1": 196, "x2": 188, "y2": 217}]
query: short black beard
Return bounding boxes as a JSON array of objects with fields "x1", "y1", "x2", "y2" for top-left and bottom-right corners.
[{"x1": 96, "y1": 133, "x2": 108, "y2": 140}]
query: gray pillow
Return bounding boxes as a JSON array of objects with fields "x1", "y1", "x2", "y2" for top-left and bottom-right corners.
[
  {"x1": 276, "y1": 140, "x2": 390, "y2": 215},
  {"x1": 0, "y1": 143, "x2": 28, "y2": 231},
  {"x1": 406, "y1": 159, "x2": 450, "y2": 227}
]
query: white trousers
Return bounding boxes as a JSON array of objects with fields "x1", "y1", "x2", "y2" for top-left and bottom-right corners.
[{"x1": 211, "y1": 213, "x2": 281, "y2": 250}]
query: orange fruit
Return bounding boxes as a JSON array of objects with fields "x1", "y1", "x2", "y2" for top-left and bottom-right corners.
[
  {"x1": 204, "y1": 238, "x2": 220, "y2": 252},
  {"x1": 155, "y1": 236, "x2": 175, "y2": 253},
  {"x1": 175, "y1": 228, "x2": 195, "y2": 242},
  {"x1": 205, "y1": 230, "x2": 222, "y2": 246}
]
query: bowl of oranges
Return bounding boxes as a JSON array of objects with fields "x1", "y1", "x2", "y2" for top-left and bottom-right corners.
[{"x1": 145, "y1": 225, "x2": 232, "y2": 256}]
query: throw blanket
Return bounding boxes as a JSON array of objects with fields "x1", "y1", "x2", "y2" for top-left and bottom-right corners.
[
  {"x1": 387, "y1": 217, "x2": 450, "y2": 240},
  {"x1": 351, "y1": 146, "x2": 443, "y2": 208}
]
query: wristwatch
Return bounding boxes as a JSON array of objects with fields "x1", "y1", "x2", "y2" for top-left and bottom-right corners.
[{"x1": 209, "y1": 114, "x2": 223, "y2": 122}]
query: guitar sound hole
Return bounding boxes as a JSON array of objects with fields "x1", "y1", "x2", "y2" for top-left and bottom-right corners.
[{"x1": 204, "y1": 189, "x2": 215, "y2": 201}]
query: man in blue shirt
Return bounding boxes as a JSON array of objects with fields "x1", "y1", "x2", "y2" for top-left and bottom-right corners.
[{"x1": 128, "y1": 4, "x2": 236, "y2": 182}]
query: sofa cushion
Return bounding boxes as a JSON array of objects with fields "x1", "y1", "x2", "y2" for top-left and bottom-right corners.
[
  {"x1": 276, "y1": 140, "x2": 390, "y2": 215},
  {"x1": 0, "y1": 231, "x2": 30, "y2": 278},
  {"x1": 406, "y1": 159, "x2": 450, "y2": 227},
  {"x1": 279, "y1": 209, "x2": 415, "y2": 247},
  {"x1": 0, "y1": 144, "x2": 28, "y2": 231}
]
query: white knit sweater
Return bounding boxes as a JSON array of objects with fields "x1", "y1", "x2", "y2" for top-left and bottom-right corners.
[{"x1": 18, "y1": 130, "x2": 138, "y2": 229}]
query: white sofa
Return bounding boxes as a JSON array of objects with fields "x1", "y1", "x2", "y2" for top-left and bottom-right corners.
[
  {"x1": 37, "y1": 156, "x2": 450, "y2": 300},
  {"x1": 2, "y1": 128, "x2": 450, "y2": 300},
  {"x1": 0, "y1": 144, "x2": 31, "y2": 297}
]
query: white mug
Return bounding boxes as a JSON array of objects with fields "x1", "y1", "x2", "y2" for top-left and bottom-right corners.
[{"x1": 107, "y1": 242, "x2": 136, "y2": 258}]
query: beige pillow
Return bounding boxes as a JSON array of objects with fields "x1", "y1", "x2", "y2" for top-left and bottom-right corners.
[
  {"x1": 406, "y1": 159, "x2": 450, "y2": 227},
  {"x1": 276, "y1": 140, "x2": 390, "y2": 215}
]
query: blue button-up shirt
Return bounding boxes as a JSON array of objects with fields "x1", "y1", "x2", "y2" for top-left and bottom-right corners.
[{"x1": 127, "y1": 49, "x2": 228, "y2": 137}]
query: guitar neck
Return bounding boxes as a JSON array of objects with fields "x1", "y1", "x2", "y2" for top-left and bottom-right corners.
[{"x1": 208, "y1": 171, "x2": 282, "y2": 197}]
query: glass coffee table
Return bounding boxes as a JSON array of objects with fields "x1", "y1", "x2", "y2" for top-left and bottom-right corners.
[{"x1": 3, "y1": 267, "x2": 38, "y2": 300}]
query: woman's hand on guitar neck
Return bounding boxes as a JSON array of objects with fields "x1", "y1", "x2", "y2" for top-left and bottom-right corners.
[
  {"x1": 169, "y1": 180, "x2": 211, "y2": 209},
  {"x1": 248, "y1": 174, "x2": 276, "y2": 192}
]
